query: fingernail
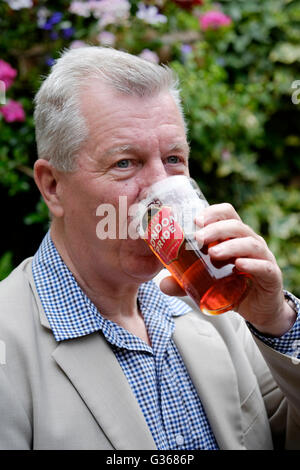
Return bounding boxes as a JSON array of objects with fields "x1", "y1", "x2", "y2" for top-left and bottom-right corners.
[
  {"x1": 193, "y1": 231, "x2": 205, "y2": 249},
  {"x1": 210, "y1": 245, "x2": 221, "y2": 254},
  {"x1": 194, "y1": 229, "x2": 205, "y2": 241},
  {"x1": 194, "y1": 215, "x2": 205, "y2": 229}
]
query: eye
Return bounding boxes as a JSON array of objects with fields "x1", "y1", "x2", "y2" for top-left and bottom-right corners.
[
  {"x1": 116, "y1": 159, "x2": 131, "y2": 169},
  {"x1": 166, "y1": 155, "x2": 180, "y2": 164}
]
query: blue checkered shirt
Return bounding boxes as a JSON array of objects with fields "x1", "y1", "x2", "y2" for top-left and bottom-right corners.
[{"x1": 32, "y1": 231, "x2": 300, "y2": 449}]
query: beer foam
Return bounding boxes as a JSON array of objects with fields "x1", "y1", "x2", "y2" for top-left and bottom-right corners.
[
  {"x1": 138, "y1": 175, "x2": 208, "y2": 236},
  {"x1": 145, "y1": 176, "x2": 205, "y2": 204}
]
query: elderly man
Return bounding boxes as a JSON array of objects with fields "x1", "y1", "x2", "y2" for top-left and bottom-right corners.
[{"x1": 0, "y1": 46, "x2": 299, "y2": 450}]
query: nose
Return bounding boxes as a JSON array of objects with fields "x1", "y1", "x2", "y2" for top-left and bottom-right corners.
[{"x1": 138, "y1": 159, "x2": 169, "y2": 201}]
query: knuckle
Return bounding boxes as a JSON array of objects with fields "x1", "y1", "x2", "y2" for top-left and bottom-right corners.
[
  {"x1": 231, "y1": 219, "x2": 246, "y2": 233},
  {"x1": 257, "y1": 234, "x2": 268, "y2": 247},
  {"x1": 265, "y1": 261, "x2": 275, "y2": 275},
  {"x1": 222, "y1": 202, "x2": 235, "y2": 214},
  {"x1": 251, "y1": 239, "x2": 262, "y2": 252},
  {"x1": 265, "y1": 261, "x2": 281, "y2": 278},
  {"x1": 212, "y1": 203, "x2": 235, "y2": 221}
]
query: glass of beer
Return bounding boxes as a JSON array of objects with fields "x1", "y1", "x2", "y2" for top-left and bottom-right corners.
[{"x1": 138, "y1": 175, "x2": 251, "y2": 316}]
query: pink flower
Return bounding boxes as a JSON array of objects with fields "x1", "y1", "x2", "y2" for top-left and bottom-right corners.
[
  {"x1": 97, "y1": 31, "x2": 116, "y2": 47},
  {"x1": 199, "y1": 10, "x2": 232, "y2": 31},
  {"x1": 69, "y1": 40, "x2": 88, "y2": 49},
  {"x1": 138, "y1": 49, "x2": 159, "y2": 64},
  {"x1": 221, "y1": 149, "x2": 231, "y2": 161},
  {"x1": 0, "y1": 100, "x2": 25, "y2": 122},
  {"x1": 0, "y1": 59, "x2": 17, "y2": 90}
]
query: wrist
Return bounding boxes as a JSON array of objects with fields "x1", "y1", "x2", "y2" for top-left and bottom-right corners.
[{"x1": 252, "y1": 295, "x2": 298, "y2": 338}]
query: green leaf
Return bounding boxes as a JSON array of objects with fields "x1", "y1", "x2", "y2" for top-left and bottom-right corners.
[{"x1": 0, "y1": 252, "x2": 13, "y2": 281}]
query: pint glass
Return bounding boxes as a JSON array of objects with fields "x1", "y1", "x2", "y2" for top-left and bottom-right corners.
[{"x1": 138, "y1": 175, "x2": 251, "y2": 315}]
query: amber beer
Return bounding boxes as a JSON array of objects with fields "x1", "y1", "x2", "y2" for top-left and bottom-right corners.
[{"x1": 140, "y1": 176, "x2": 251, "y2": 315}]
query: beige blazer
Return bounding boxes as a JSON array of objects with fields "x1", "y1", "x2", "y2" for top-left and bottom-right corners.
[{"x1": 0, "y1": 258, "x2": 299, "y2": 450}]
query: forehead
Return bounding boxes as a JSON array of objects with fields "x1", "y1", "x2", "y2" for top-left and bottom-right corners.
[
  {"x1": 77, "y1": 84, "x2": 189, "y2": 169},
  {"x1": 80, "y1": 82, "x2": 186, "y2": 146}
]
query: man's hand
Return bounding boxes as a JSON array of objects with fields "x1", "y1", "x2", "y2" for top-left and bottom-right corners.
[{"x1": 159, "y1": 203, "x2": 297, "y2": 337}]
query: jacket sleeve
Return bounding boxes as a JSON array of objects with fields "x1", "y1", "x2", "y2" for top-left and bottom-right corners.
[
  {"x1": 251, "y1": 335, "x2": 300, "y2": 449},
  {"x1": 0, "y1": 366, "x2": 31, "y2": 450},
  {"x1": 231, "y1": 311, "x2": 300, "y2": 449}
]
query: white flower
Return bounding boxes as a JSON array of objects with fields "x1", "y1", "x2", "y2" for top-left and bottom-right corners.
[
  {"x1": 37, "y1": 7, "x2": 50, "y2": 28},
  {"x1": 89, "y1": 0, "x2": 130, "y2": 28},
  {"x1": 136, "y1": 2, "x2": 167, "y2": 25},
  {"x1": 5, "y1": 0, "x2": 33, "y2": 9},
  {"x1": 69, "y1": 1, "x2": 91, "y2": 18},
  {"x1": 69, "y1": 0, "x2": 130, "y2": 29}
]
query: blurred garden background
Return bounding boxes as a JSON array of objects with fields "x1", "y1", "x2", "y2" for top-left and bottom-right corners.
[{"x1": 0, "y1": 0, "x2": 300, "y2": 295}]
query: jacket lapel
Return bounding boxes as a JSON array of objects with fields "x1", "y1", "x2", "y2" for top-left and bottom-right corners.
[
  {"x1": 52, "y1": 332, "x2": 157, "y2": 450},
  {"x1": 51, "y1": 313, "x2": 245, "y2": 450},
  {"x1": 25, "y1": 260, "x2": 155, "y2": 450},
  {"x1": 28, "y1": 259, "x2": 244, "y2": 450},
  {"x1": 173, "y1": 312, "x2": 245, "y2": 450}
]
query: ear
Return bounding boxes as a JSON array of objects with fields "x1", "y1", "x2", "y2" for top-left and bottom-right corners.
[{"x1": 33, "y1": 159, "x2": 64, "y2": 218}]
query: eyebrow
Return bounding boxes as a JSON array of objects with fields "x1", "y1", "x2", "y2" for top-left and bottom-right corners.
[
  {"x1": 103, "y1": 145, "x2": 134, "y2": 158},
  {"x1": 102, "y1": 141, "x2": 190, "y2": 159},
  {"x1": 167, "y1": 142, "x2": 190, "y2": 155}
]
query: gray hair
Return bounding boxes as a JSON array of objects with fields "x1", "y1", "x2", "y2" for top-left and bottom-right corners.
[{"x1": 34, "y1": 46, "x2": 185, "y2": 172}]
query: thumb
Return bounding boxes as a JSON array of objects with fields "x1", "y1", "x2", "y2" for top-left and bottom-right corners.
[{"x1": 159, "y1": 275, "x2": 186, "y2": 297}]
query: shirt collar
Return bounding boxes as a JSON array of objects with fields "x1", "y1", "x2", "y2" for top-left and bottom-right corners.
[{"x1": 32, "y1": 231, "x2": 191, "y2": 342}]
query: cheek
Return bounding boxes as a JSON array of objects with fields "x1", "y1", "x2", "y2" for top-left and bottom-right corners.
[
  {"x1": 107, "y1": 182, "x2": 141, "y2": 214},
  {"x1": 93, "y1": 182, "x2": 141, "y2": 240},
  {"x1": 118, "y1": 181, "x2": 140, "y2": 198},
  {"x1": 61, "y1": 180, "x2": 98, "y2": 226},
  {"x1": 62, "y1": 177, "x2": 142, "y2": 234}
]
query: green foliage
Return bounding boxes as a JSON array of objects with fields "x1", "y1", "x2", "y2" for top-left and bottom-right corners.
[
  {"x1": 0, "y1": 251, "x2": 13, "y2": 281},
  {"x1": 1, "y1": 0, "x2": 299, "y2": 295}
]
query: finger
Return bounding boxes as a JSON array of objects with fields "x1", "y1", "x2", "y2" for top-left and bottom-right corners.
[
  {"x1": 194, "y1": 219, "x2": 263, "y2": 245},
  {"x1": 196, "y1": 203, "x2": 242, "y2": 227},
  {"x1": 159, "y1": 275, "x2": 186, "y2": 297},
  {"x1": 208, "y1": 236, "x2": 274, "y2": 262},
  {"x1": 235, "y1": 258, "x2": 282, "y2": 289}
]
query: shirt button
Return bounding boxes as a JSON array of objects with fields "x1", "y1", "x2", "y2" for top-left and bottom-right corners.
[{"x1": 176, "y1": 434, "x2": 184, "y2": 446}]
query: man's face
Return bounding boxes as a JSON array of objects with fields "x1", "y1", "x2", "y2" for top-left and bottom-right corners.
[{"x1": 57, "y1": 82, "x2": 190, "y2": 286}]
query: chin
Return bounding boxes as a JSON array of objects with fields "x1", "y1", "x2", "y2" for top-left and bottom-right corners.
[
  {"x1": 118, "y1": 238, "x2": 163, "y2": 282},
  {"x1": 123, "y1": 255, "x2": 163, "y2": 283}
]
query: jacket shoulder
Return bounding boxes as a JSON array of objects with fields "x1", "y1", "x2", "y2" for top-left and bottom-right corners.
[
  {"x1": 0, "y1": 258, "x2": 36, "y2": 327},
  {"x1": 0, "y1": 258, "x2": 33, "y2": 299}
]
